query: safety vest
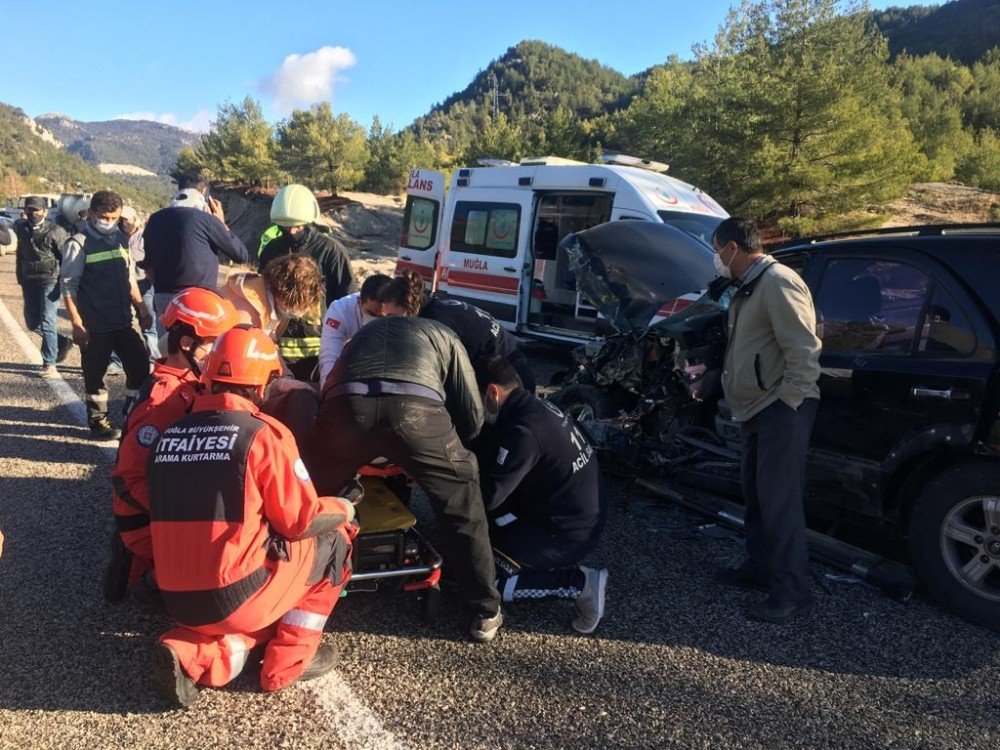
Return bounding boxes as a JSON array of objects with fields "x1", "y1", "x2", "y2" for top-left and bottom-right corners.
[
  {"x1": 278, "y1": 301, "x2": 324, "y2": 361},
  {"x1": 258, "y1": 224, "x2": 281, "y2": 259},
  {"x1": 72, "y1": 226, "x2": 133, "y2": 333}
]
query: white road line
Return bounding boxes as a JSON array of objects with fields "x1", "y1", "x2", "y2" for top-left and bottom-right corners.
[{"x1": 0, "y1": 295, "x2": 407, "y2": 750}]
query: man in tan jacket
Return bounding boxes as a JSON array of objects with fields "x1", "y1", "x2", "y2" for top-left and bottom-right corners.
[{"x1": 713, "y1": 218, "x2": 821, "y2": 623}]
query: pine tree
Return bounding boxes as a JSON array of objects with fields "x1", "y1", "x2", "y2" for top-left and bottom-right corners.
[
  {"x1": 461, "y1": 112, "x2": 526, "y2": 165},
  {"x1": 195, "y1": 97, "x2": 276, "y2": 185},
  {"x1": 275, "y1": 103, "x2": 369, "y2": 195}
]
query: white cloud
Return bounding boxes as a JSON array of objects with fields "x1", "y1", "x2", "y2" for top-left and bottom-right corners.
[
  {"x1": 113, "y1": 109, "x2": 213, "y2": 133},
  {"x1": 260, "y1": 45, "x2": 357, "y2": 114}
]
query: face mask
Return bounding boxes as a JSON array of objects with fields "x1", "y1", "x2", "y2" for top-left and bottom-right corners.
[
  {"x1": 713, "y1": 243, "x2": 736, "y2": 279},
  {"x1": 93, "y1": 218, "x2": 118, "y2": 234}
]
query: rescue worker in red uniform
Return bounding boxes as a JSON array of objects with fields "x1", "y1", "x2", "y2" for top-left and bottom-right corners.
[
  {"x1": 147, "y1": 326, "x2": 356, "y2": 707},
  {"x1": 104, "y1": 288, "x2": 240, "y2": 603}
]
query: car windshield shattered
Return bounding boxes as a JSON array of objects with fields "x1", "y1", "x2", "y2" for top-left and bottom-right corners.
[{"x1": 561, "y1": 221, "x2": 718, "y2": 334}]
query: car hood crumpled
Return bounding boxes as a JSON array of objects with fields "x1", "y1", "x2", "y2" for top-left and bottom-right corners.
[{"x1": 561, "y1": 221, "x2": 718, "y2": 334}]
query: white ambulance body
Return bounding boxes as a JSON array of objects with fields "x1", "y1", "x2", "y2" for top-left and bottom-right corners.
[{"x1": 396, "y1": 156, "x2": 728, "y2": 344}]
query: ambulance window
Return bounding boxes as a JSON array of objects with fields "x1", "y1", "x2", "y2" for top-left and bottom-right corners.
[
  {"x1": 402, "y1": 197, "x2": 438, "y2": 250},
  {"x1": 451, "y1": 201, "x2": 521, "y2": 258}
]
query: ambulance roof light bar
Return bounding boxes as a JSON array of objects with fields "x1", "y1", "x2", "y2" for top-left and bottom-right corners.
[
  {"x1": 600, "y1": 153, "x2": 669, "y2": 173},
  {"x1": 476, "y1": 158, "x2": 518, "y2": 168},
  {"x1": 518, "y1": 155, "x2": 588, "y2": 166}
]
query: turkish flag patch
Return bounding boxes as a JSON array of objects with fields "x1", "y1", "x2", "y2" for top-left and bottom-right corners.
[{"x1": 325, "y1": 317, "x2": 341, "y2": 329}]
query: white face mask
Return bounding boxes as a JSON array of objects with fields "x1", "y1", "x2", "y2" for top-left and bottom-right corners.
[
  {"x1": 93, "y1": 218, "x2": 118, "y2": 234},
  {"x1": 713, "y1": 243, "x2": 736, "y2": 279}
]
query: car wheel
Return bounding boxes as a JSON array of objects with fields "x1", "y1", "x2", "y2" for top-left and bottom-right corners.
[
  {"x1": 550, "y1": 384, "x2": 616, "y2": 422},
  {"x1": 908, "y1": 462, "x2": 1000, "y2": 630}
]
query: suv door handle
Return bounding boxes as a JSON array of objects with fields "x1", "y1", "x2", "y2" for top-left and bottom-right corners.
[
  {"x1": 911, "y1": 386, "x2": 970, "y2": 401},
  {"x1": 400, "y1": 255, "x2": 412, "y2": 261},
  {"x1": 503, "y1": 266, "x2": 517, "y2": 272}
]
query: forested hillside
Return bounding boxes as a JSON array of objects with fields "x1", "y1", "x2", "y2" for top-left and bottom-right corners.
[
  {"x1": 872, "y1": 0, "x2": 1000, "y2": 64},
  {"x1": 0, "y1": 104, "x2": 164, "y2": 208}
]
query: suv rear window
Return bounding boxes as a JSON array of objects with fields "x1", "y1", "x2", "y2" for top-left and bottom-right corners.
[
  {"x1": 815, "y1": 258, "x2": 975, "y2": 356},
  {"x1": 656, "y1": 210, "x2": 723, "y2": 247}
]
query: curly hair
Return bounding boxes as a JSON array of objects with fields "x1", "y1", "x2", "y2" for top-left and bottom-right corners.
[
  {"x1": 262, "y1": 254, "x2": 325, "y2": 316},
  {"x1": 90, "y1": 190, "x2": 123, "y2": 215},
  {"x1": 377, "y1": 270, "x2": 426, "y2": 316}
]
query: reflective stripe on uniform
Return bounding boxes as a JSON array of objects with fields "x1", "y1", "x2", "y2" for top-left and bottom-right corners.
[
  {"x1": 280, "y1": 608, "x2": 328, "y2": 631},
  {"x1": 224, "y1": 633, "x2": 249, "y2": 681},
  {"x1": 84, "y1": 247, "x2": 129, "y2": 264},
  {"x1": 278, "y1": 337, "x2": 321, "y2": 359}
]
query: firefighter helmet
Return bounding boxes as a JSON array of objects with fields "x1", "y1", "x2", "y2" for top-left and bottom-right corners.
[
  {"x1": 202, "y1": 326, "x2": 282, "y2": 388},
  {"x1": 161, "y1": 288, "x2": 239, "y2": 339},
  {"x1": 270, "y1": 184, "x2": 319, "y2": 227}
]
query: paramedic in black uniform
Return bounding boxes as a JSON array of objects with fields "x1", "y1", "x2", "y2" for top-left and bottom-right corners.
[
  {"x1": 309, "y1": 315, "x2": 503, "y2": 643},
  {"x1": 475, "y1": 356, "x2": 608, "y2": 633},
  {"x1": 378, "y1": 270, "x2": 536, "y2": 393}
]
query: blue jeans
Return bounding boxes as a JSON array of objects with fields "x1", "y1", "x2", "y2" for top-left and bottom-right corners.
[
  {"x1": 21, "y1": 280, "x2": 64, "y2": 365},
  {"x1": 139, "y1": 280, "x2": 159, "y2": 358}
]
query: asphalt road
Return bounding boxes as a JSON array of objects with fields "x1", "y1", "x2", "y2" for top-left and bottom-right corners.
[{"x1": 0, "y1": 251, "x2": 998, "y2": 750}]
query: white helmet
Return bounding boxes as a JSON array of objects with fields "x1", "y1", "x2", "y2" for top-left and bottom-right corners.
[{"x1": 270, "y1": 184, "x2": 319, "y2": 227}]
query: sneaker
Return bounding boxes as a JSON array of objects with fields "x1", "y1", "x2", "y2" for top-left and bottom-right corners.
[
  {"x1": 746, "y1": 595, "x2": 812, "y2": 624},
  {"x1": 101, "y1": 534, "x2": 132, "y2": 603},
  {"x1": 149, "y1": 642, "x2": 199, "y2": 708},
  {"x1": 39, "y1": 364, "x2": 59, "y2": 379},
  {"x1": 715, "y1": 563, "x2": 769, "y2": 592},
  {"x1": 298, "y1": 644, "x2": 339, "y2": 682},
  {"x1": 89, "y1": 417, "x2": 121, "y2": 441},
  {"x1": 572, "y1": 567, "x2": 608, "y2": 634},
  {"x1": 470, "y1": 609, "x2": 503, "y2": 643},
  {"x1": 56, "y1": 336, "x2": 73, "y2": 363}
]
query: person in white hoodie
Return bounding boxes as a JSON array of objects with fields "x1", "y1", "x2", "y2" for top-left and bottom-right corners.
[{"x1": 317, "y1": 274, "x2": 391, "y2": 388}]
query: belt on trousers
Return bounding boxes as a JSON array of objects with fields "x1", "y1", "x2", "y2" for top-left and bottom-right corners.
[{"x1": 326, "y1": 379, "x2": 443, "y2": 402}]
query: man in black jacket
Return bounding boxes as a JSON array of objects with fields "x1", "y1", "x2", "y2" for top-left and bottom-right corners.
[
  {"x1": 475, "y1": 356, "x2": 608, "y2": 634},
  {"x1": 310, "y1": 316, "x2": 502, "y2": 642},
  {"x1": 0, "y1": 196, "x2": 72, "y2": 376}
]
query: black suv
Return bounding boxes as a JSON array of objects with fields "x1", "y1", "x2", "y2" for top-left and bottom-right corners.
[{"x1": 551, "y1": 222, "x2": 1000, "y2": 629}]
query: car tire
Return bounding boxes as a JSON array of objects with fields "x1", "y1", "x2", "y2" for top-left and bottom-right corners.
[
  {"x1": 549, "y1": 384, "x2": 616, "y2": 422},
  {"x1": 908, "y1": 462, "x2": 1000, "y2": 631}
]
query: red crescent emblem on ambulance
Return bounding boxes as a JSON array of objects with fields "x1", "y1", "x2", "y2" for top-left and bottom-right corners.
[
  {"x1": 492, "y1": 219, "x2": 512, "y2": 239},
  {"x1": 413, "y1": 217, "x2": 429, "y2": 234}
]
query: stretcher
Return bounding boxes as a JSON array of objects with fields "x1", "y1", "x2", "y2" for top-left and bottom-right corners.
[{"x1": 347, "y1": 469, "x2": 443, "y2": 620}]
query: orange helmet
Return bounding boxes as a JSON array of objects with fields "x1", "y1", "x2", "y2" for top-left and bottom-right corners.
[
  {"x1": 201, "y1": 326, "x2": 281, "y2": 389},
  {"x1": 161, "y1": 288, "x2": 239, "y2": 339}
]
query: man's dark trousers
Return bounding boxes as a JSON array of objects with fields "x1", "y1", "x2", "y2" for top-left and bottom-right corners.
[
  {"x1": 81, "y1": 327, "x2": 150, "y2": 422},
  {"x1": 22, "y1": 280, "x2": 66, "y2": 366},
  {"x1": 740, "y1": 397, "x2": 818, "y2": 604},
  {"x1": 311, "y1": 393, "x2": 501, "y2": 618}
]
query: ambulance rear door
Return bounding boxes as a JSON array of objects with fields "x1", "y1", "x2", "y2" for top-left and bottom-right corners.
[
  {"x1": 439, "y1": 187, "x2": 532, "y2": 330},
  {"x1": 396, "y1": 169, "x2": 446, "y2": 289}
]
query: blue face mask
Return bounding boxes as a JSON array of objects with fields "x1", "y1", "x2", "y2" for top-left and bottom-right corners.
[{"x1": 93, "y1": 218, "x2": 118, "y2": 234}]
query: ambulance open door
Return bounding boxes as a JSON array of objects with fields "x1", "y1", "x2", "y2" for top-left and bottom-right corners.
[{"x1": 396, "y1": 169, "x2": 446, "y2": 290}]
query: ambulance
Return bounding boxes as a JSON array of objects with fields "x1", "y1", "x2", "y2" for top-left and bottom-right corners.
[{"x1": 395, "y1": 155, "x2": 728, "y2": 344}]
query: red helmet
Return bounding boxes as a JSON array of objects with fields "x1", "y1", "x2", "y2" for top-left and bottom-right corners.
[
  {"x1": 201, "y1": 326, "x2": 282, "y2": 388},
  {"x1": 161, "y1": 288, "x2": 239, "y2": 339}
]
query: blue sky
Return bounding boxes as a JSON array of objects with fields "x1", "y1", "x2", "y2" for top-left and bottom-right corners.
[{"x1": 14, "y1": 0, "x2": 901, "y2": 132}]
